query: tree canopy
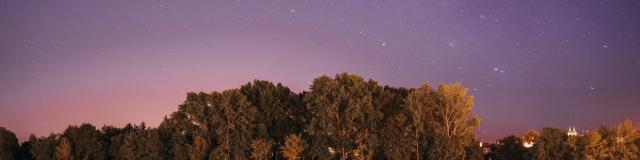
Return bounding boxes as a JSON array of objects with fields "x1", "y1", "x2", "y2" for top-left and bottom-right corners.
[{"x1": 1, "y1": 73, "x2": 638, "y2": 160}]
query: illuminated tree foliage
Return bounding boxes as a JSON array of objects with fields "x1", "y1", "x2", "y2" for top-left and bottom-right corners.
[
  {"x1": 280, "y1": 134, "x2": 307, "y2": 160},
  {"x1": 250, "y1": 138, "x2": 274, "y2": 160},
  {"x1": 5, "y1": 73, "x2": 640, "y2": 160}
]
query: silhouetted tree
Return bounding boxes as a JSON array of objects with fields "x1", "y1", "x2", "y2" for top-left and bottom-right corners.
[
  {"x1": 29, "y1": 134, "x2": 58, "y2": 160},
  {"x1": 532, "y1": 127, "x2": 567, "y2": 160},
  {"x1": 118, "y1": 127, "x2": 164, "y2": 160},
  {"x1": 0, "y1": 127, "x2": 19, "y2": 160},
  {"x1": 60, "y1": 124, "x2": 106, "y2": 160},
  {"x1": 492, "y1": 135, "x2": 527, "y2": 160}
]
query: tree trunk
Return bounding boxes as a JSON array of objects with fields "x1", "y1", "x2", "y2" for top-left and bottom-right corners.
[{"x1": 416, "y1": 129, "x2": 420, "y2": 160}]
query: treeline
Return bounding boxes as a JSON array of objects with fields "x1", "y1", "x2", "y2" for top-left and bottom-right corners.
[
  {"x1": 1, "y1": 73, "x2": 637, "y2": 159},
  {"x1": 487, "y1": 120, "x2": 640, "y2": 160},
  {"x1": 0, "y1": 73, "x2": 482, "y2": 160}
]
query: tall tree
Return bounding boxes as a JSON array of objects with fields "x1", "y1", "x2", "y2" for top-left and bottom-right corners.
[
  {"x1": 423, "y1": 82, "x2": 480, "y2": 160},
  {"x1": 54, "y1": 138, "x2": 71, "y2": 160},
  {"x1": 118, "y1": 127, "x2": 164, "y2": 160},
  {"x1": 0, "y1": 127, "x2": 19, "y2": 160},
  {"x1": 240, "y1": 80, "x2": 306, "y2": 159},
  {"x1": 381, "y1": 112, "x2": 415, "y2": 160},
  {"x1": 377, "y1": 86, "x2": 411, "y2": 160},
  {"x1": 580, "y1": 129, "x2": 609, "y2": 160},
  {"x1": 532, "y1": 127, "x2": 567, "y2": 160},
  {"x1": 608, "y1": 119, "x2": 640, "y2": 159},
  {"x1": 60, "y1": 123, "x2": 107, "y2": 160},
  {"x1": 192, "y1": 90, "x2": 257, "y2": 160},
  {"x1": 158, "y1": 112, "x2": 197, "y2": 160},
  {"x1": 304, "y1": 73, "x2": 383, "y2": 160},
  {"x1": 280, "y1": 134, "x2": 307, "y2": 160},
  {"x1": 30, "y1": 134, "x2": 59, "y2": 160},
  {"x1": 405, "y1": 84, "x2": 434, "y2": 160}
]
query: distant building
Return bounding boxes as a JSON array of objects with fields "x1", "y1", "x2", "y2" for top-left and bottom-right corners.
[{"x1": 567, "y1": 127, "x2": 578, "y2": 136}]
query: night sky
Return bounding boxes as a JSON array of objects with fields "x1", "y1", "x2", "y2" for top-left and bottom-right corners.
[{"x1": 1, "y1": 0, "x2": 640, "y2": 142}]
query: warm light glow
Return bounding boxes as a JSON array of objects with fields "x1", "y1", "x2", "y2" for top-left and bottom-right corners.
[{"x1": 523, "y1": 141, "x2": 534, "y2": 148}]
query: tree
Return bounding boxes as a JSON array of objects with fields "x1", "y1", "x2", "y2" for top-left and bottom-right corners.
[
  {"x1": 381, "y1": 113, "x2": 415, "y2": 160},
  {"x1": 187, "y1": 135, "x2": 209, "y2": 160},
  {"x1": 240, "y1": 80, "x2": 306, "y2": 159},
  {"x1": 118, "y1": 127, "x2": 164, "y2": 160},
  {"x1": 492, "y1": 135, "x2": 527, "y2": 160},
  {"x1": 54, "y1": 138, "x2": 71, "y2": 160},
  {"x1": 251, "y1": 139, "x2": 274, "y2": 160},
  {"x1": 17, "y1": 140, "x2": 34, "y2": 160},
  {"x1": 0, "y1": 127, "x2": 19, "y2": 160},
  {"x1": 210, "y1": 90, "x2": 256, "y2": 160},
  {"x1": 580, "y1": 129, "x2": 609, "y2": 160},
  {"x1": 532, "y1": 127, "x2": 567, "y2": 160},
  {"x1": 60, "y1": 124, "x2": 107, "y2": 160},
  {"x1": 30, "y1": 134, "x2": 59, "y2": 160},
  {"x1": 423, "y1": 82, "x2": 480, "y2": 160},
  {"x1": 608, "y1": 119, "x2": 639, "y2": 159},
  {"x1": 405, "y1": 84, "x2": 434, "y2": 160},
  {"x1": 304, "y1": 73, "x2": 383, "y2": 160},
  {"x1": 158, "y1": 112, "x2": 197, "y2": 160},
  {"x1": 101, "y1": 124, "x2": 135, "y2": 160},
  {"x1": 280, "y1": 134, "x2": 307, "y2": 160}
]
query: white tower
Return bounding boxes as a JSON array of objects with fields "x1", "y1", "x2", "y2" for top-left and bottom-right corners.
[{"x1": 567, "y1": 127, "x2": 578, "y2": 136}]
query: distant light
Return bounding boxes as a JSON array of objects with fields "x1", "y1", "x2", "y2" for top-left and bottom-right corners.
[{"x1": 523, "y1": 142, "x2": 534, "y2": 148}]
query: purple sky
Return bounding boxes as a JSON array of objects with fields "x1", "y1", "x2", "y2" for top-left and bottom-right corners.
[{"x1": 1, "y1": 0, "x2": 639, "y2": 142}]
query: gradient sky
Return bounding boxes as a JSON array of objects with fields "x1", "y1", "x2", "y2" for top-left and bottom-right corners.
[{"x1": 1, "y1": 0, "x2": 639, "y2": 142}]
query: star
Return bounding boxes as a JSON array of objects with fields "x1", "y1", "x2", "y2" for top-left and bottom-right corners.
[
  {"x1": 589, "y1": 86, "x2": 596, "y2": 90},
  {"x1": 381, "y1": 42, "x2": 387, "y2": 47},
  {"x1": 602, "y1": 44, "x2": 608, "y2": 48},
  {"x1": 448, "y1": 42, "x2": 456, "y2": 48},
  {"x1": 290, "y1": 9, "x2": 295, "y2": 13}
]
